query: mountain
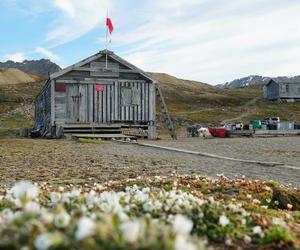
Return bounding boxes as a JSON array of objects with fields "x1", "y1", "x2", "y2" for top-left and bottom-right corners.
[
  {"x1": 219, "y1": 75, "x2": 300, "y2": 89},
  {"x1": 0, "y1": 59, "x2": 61, "y2": 78}
]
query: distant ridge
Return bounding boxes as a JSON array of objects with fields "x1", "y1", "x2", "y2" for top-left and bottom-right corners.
[
  {"x1": 219, "y1": 75, "x2": 300, "y2": 89},
  {"x1": 0, "y1": 59, "x2": 61, "y2": 78}
]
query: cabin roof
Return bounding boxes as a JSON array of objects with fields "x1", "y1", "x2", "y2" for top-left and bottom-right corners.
[
  {"x1": 265, "y1": 79, "x2": 277, "y2": 87},
  {"x1": 50, "y1": 50, "x2": 156, "y2": 83}
]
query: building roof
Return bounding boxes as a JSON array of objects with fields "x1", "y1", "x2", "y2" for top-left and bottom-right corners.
[
  {"x1": 50, "y1": 50, "x2": 156, "y2": 83},
  {"x1": 265, "y1": 79, "x2": 300, "y2": 87}
]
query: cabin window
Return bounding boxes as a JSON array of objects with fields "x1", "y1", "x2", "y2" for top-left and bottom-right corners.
[
  {"x1": 285, "y1": 84, "x2": 289, "y2": 93},
  {"x1": 121, "y1": 86, "x2": 141, "y2": 106},
  {"x1": 55, "y1": 83, "x2": 66, "y2": 92}
]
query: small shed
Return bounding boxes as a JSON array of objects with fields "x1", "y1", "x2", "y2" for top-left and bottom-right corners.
[
  {"x1": 35, "y1": 50, "x2": 157, "y2": 139},
  {"x1": 263, "y1": 79, "x2": 300, "y2": 102}
]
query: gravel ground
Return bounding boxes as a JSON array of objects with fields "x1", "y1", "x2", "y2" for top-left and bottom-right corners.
[{"x1": 0, "y1": 137, "x2": 299, "y2": 187}]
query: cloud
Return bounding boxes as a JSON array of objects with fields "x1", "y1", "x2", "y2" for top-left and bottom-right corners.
[
  {"x1": 46, "y1": 0, "x2": 110, "y2": 47},
  {"x1": 113, "y1": 0, "x2": 300, "y2": 84},
  {"x1": 35, "y1": 47, "x2": 60, "y2": 61},
  {"x1": 4, "y1": 52, "x2": 26, "y2": 62}
]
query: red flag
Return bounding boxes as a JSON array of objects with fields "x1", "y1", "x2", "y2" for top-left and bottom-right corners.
[{"x1": 106, "y1": 18, "x2": 114, "y2": 34}]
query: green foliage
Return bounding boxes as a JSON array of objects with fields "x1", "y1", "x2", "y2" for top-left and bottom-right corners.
[
  {"x1": 0, "y1": 147, "x2": 4, "y2": 157},
  {"x1": 261, "y1": 226, "x2": 295, "y2": 245},
  {"x1": 270, "y1": 185, "x2": 300, "y2": 211}
]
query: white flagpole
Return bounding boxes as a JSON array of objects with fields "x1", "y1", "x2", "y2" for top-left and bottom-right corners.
[{"x1": 105, "y1": 10, "x2": 108, "y2": 69}]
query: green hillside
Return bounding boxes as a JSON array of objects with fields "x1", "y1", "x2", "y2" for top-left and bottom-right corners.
[
  {"x1": 1, "y1": 70, "x2": 300, "y2": 138},
  {"x1": 0, "y1": 70, "x2": 44, "y2": 137},
  {"x1": 151, "y1": 73, "x2": 300, "y2": 125}
]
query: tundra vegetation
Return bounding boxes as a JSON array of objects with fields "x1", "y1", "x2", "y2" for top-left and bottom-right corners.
[{"x1": 0, "y1": 175, "x2": 299, "y2": 249}]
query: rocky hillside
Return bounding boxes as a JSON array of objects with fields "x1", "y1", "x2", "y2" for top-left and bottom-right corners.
[
  {"x1": 0, "y1": 59, "x2": 61, "y2": 77},
  {"x1": 0, "y1": 68, "x2": 42, "y2": 85},
  {"x1": 219, "y1": 75, "x2": 300, "y2": 89}
]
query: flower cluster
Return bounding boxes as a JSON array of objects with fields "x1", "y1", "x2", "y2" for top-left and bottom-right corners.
[{"x1": 0, "y1": 175, "x2": 299, "y2": 250}]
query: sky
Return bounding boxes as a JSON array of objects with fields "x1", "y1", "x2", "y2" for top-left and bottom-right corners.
[{"x1": 0, "y1": 0, "x2": 300, "y2": 85}]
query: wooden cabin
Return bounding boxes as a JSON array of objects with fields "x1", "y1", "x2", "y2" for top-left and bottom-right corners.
[
  {"x1": 35, "y1": 50, "x2": 157, "y2": 139},
  {"x1": 263, "y1": 79, "x2": 300, "y2": 102}
]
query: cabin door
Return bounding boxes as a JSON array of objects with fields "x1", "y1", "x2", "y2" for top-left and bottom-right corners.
[{"x1": 66, "y1": 84, "x2": 90, "y2": 123}]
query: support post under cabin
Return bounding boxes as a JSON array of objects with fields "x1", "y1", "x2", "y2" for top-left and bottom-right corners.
[{"x1": 148, "y1": 82, "x2": 157, "y2": 139}]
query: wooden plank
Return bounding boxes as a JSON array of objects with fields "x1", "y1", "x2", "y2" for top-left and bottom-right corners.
[
  {"x1": 133, "y1": 142, "x2": 287, "y2": 167},
  {"x1": 149, "y1": 83, "x2": 154, "y2": 121},
  {"x1": 138, "y1": 82, "x2": 142, "y2": 121},
  {"x1": 145, "y1": 83, "x2": 149, "y2": 121},
  {"x1": 73, "y1": 67, "x2": 141, "y2": 74},
  {"x1": 88, "y1": 84, "x2": 94, "y2": 122},
  {"x1": 51, "y1": 80, "x2": 55, "y2": 126},
  {"x1": 114, "y1": 81, "x2": 119, "y2": 121},
  {"x1": 72, "y1": 134, "x2": 135, "y2": 139},
  {"x1": 66, "y1": 85, "x2": 71, "y2": 121},
  {"x1": 120, "y1": 82, "x2": 125, "y2": 121},
  {"x1": 132, "y1": 82, "x2": 137, "y2": 122},
  {"x1": 57, "y1": 79, "x2": 147, "y2": 84},
  {"x1": 107, "y1": 84, "x2": 111, "y2": 123},
  {"x1": 125, "y1": 82, "x2": 129, "y2": 121},
  {"x1": 129, "y1": 82, "x2": 134, "y2": 121},
  {"x1": 103, "y1": 86, "x2": 107, "y2": 123}
]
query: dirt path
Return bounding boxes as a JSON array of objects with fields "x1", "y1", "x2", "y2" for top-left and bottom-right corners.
[
  {"x1": 0, "y1": 137, "x2": 299, "y2": 187},
  {"x1": 221, "y1": 97, "x2": 259, "y2": 123}
]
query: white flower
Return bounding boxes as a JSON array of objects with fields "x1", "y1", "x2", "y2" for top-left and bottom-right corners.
[
  {"x1": 41, "y1": 210, "x2": 54, "y2": 224},
  {"x1": 34, "y1": 232, "x2": 62, "y2": 250},
  {"x1": 153, "y1": 200, "x2": 162, "y2": 210},
  {"x1": 243, "y1": 235, "x2": 252, "y2": 244},
  {"x1": 70, "y1": 190, "x2": 80, "y2": 198},
  {"x1": 252, "y1": 226, "x2": 264, "y2": 237},
  {"x1": 11, "y1": 181, "x2": 39, "y2": 201},
  {"x1": 173, "y1": 214, "x2": 193, "y2": 235},
  {"x1": 143, "y1": 202, "x2": 153, "y2": 212},
  {"x1": 219, "y1": 215, "x2": 230, "y2": 227},
  {"x1": 50, "y1": 192, "x2": 61, "y2": 203},
  {"x1": 133, "y1": 191, "x2": 149, "y2": 203},
  {"x1": 175, "y1": 235, "x2": 196, "y2": 250},
  {"x1": 208, "y1": 196, "x2": 215, "y2": 203},
  {"x1": 2, "y1": 208, "x2": 14, "y2": 224},
  {"x1": 225, "y1": 238, "x2": 232, "y2": 246},
  {"x1": 287, "y1": 203, "x2": 293, "y2": 210},
  {"x1": 61, "y1": 193, "x2": 70, "y2": 203},
  {"x1": 253, "y1": 199, "x2": 261, "y2": 205},
  {"x1": 272, "y1": 217, "x2": 285, "y2": 227},
  {"x1": 75, "y1": 217, "x2": 96, "y2": 240},
  {"x1": 120, "y1": 220, "x2": 141, "y2": 243},
  {"x1": 54, "y1": 212, "x2": 71, "y2": 228},
  {"x1": 25, "y1": 201, "x2": 40, "y2": 213},
  {"x1": 34, "y1": 233, "x2": 53, "y2": 250}
]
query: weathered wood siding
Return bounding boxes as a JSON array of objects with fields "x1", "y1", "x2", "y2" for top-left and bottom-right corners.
[
  {"x1": 35, "y1": 80, "x2": 51, "y2": 129},
  {"x1": 54, "y1": 80, "x2": 154, "y2": 125},
  {"x1": 265, "y1": 80, "x2": 279, "y2": 100},
  {"x1": 279, "y1": 83, "x2": 300, "y2": 99}
]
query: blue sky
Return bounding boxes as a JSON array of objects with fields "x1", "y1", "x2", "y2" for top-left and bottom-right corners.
[{"x1": 0, "y1": 0, "x2": 300, "y2": 85}]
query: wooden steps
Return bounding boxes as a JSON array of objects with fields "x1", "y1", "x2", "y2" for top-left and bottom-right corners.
[{"x1": 63, "y1": 124, "x2": 122, "y2": 135}]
